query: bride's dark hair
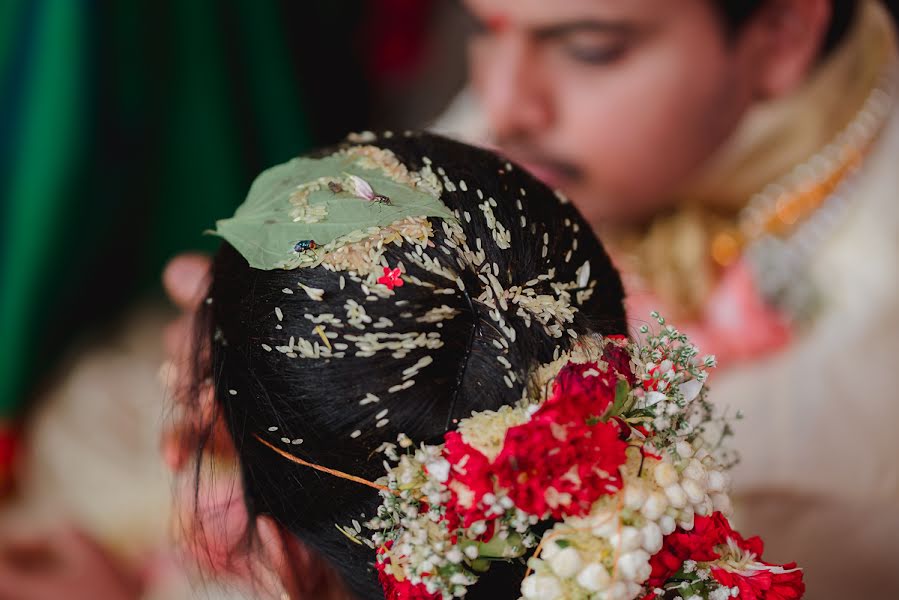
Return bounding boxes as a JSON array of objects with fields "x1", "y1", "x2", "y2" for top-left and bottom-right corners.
[{"x1": 195, "y1": 132, "x2": 626, "y2": 599}]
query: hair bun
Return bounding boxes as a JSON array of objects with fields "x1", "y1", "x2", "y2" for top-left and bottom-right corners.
[{"x1": 203, "y1": 132, "x2": 626, "y2": 598}]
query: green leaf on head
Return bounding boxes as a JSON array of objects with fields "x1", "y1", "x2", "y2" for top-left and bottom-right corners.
[{"x1": 212, "y1": 153, "x2": 455, "y2": 270}]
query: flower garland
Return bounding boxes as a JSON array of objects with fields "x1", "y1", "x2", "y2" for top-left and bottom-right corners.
[{"x1": 357, "y1": 314, "x2": 804, "y2": 600}]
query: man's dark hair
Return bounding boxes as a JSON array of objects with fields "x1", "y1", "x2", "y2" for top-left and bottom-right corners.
[{"x1": 714, "y1": 0, "x2": 859, "y2": 56}]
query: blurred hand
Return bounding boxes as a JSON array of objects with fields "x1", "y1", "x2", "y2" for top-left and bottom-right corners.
[
  {"x1": 160, "y1": 253, "x2": 234, "y2": 472},
  {"x1": 162, "y1": 254, "x2": 251, "y2": 582},
  {"x1": 0, "y1": 528, "x2": 142, "y2": 600}
]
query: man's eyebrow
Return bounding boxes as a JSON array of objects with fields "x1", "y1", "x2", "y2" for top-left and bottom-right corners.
[{"x1": 531, "y1": 20, "x2": 636, "y2": 40}]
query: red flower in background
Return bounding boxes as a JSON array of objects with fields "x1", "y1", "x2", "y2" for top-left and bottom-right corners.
[
  {"x1": 376, "y1": 544, "x2": 442, "y2": 600},
  {"x1": 364, "y1": 0, "x2": 434, "y2": 81},
  {"x1": 0, "y1": 424, "x2": 18, "y2": 494}
]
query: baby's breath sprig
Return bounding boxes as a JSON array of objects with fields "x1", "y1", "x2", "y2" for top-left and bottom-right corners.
[{"x1": 630, "y1": 313, "x2": 738, "y2": 465}]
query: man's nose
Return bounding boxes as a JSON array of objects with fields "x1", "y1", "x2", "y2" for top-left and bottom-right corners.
[{"x1": 475, "y1": 39, "x2": 552, "y2": 141}]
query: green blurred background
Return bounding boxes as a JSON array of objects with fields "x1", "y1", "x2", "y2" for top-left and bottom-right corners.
[{"x1": 0, "y1": 0, "x2": 461, "y2": 423}]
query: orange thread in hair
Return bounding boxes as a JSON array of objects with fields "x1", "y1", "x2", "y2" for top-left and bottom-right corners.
[
  {"x1": 254, "y1": 434, "x2": 393, "y2": 494},
  {"x1": 258, "y1": 434, "x2": 631, "y2": 575}
]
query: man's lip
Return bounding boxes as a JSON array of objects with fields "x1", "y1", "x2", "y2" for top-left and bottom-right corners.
[{"x1": 517, "y1": 160, "x2": 569, "y2": 189}]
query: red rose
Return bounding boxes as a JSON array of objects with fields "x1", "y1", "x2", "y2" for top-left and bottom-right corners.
[
  {"x1": 712, "y1": 564, "x2": 805, "y2": 600},
  {"x1": 545, "y1": 361, "x2": 618, "y2": 423},
  {"x1": 376, "y1": 544, "x2": 442, "y2": 600},
  {"x1": 493, "y1": 415, "x2": 627, "y2": 519},
  {"x1": 603, "y1": 335, "x2": 637, "y2": 384}
]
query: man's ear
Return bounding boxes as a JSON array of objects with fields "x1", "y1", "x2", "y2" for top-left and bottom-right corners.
[
  {"x1": 255, "y1": 515, "x2": 319, "y2": 598},
  {"x1": 743, "y1": 0, "x2": 833, "y2": 99}
]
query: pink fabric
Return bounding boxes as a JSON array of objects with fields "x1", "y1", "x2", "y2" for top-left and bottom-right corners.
[{"x1": 625, "y1": 261, "x2": 792, "y2": 367}]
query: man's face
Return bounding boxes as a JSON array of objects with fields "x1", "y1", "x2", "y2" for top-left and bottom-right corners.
[{"x1": 465, "y1": 0, "x2": 761, "y2": 225}]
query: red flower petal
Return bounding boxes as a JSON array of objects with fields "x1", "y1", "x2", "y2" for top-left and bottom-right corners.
[
  {"x1": 712, "y1": 565, "x2": 805, "y2": 600},
  {"x1": 493, "y1": 417, "x2": 627, "y2": 519},
  {"x1": 544, "y1": 361, "x2": 618, "y2": 424},
  {"x1": 602, "y1": 336, "x2": 637, "y2": 385},
  {"x1": 376, "y1": 544, "x2": 442, "y2": 600},
  {"x1": 648, "y1": 512, "x2": 804, "y2": 599},
  {"x1": 441, "y1": 432, "x2": 496, "y2": 537},
  {"x1": 647, "y1": 512, "x2": 735, "y2": 587},
  {"x1": 378, "y1": 266, "x2": 404, "y2": 290}
]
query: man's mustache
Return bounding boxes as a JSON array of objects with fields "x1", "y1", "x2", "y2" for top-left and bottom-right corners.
[{"x1": 495, "y1": 141, "x2": 583, "y2": 182}]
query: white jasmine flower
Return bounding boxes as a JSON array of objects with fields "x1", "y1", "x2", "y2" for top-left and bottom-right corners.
[
  {"x1": 712, "y1": 493, "x2": 733, "y2": 515},
  {"x1": 682, "y1": 479, "x2": 706, "y2": 504},
  {"x1": 678, "y1": 507, "x2": 695, "y2": 530},
  {"x1": 654, "y1": 462, "x2": 678, "y2": 487},
  {"x1": 675, "y1": 440, "x2": 695, "y2": 458},
  {"x1": 610, "y1": 526, "x2": 642, "y2": 553},
  {"x1": 591, "y1": 515, "x2": 618, "y2": 538},
  {"x1": 696, "y1": 497, "x2": 714, "y2": 516},
  {"x1": 683, "y1": 459, "x2": 707, "y2": 484},
  {"x1": 707, "y1": 470, "x2": 729, "y2": 493},
  {"x1": 521, "y1": 574, "x2": 562, "y2": 600},
  {"x1": 659, "y1": 515, "x2": 677, "y2": 535},
  {"x1": 603, "y1": 581, "x2": 630, "y2": 600},
  {"x1": 665, "y1": 483, "x2": 688, "y2": 509},
  {"x1": 642, "y1": 492, "x2": 669, "y2": 520},
  {"x1": 548, "y1": 546, "x2": 582, "y2": 578},
  {"x1": 623, "y1": 482, "x2": 648, "y2": 510},
  {"x1": 617, "y1": 549, "x2": 650, "y2": 581},
  {"x1": 541, "y1": 540, "x2": 561, "y2": 560},
  {"x1": 641, "y1": 521, "x2": 663, "y2": 553},
  {"x1": 576, "y1": 563, "x2": 610, "y2": 591}
]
